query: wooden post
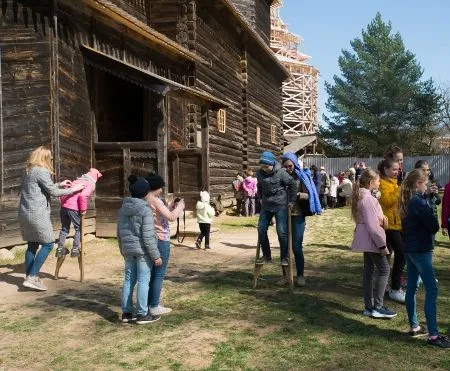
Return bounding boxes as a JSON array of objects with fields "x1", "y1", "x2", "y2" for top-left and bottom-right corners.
[
  {"x1": 201, "y1": 105, "x2": 209, "y2": 191},
  {"x1": 123, "y1": 147, "x2": 131, "y2": 197},
  {"x1": 157, "y1": 96, "x2": 168, "y2": 194},
  {"x1": 78, "y1": 215, "x2": 85, "y2": 282},
  {"x1": 172, "y1": 154, "x2": 180, "y2": 193}
]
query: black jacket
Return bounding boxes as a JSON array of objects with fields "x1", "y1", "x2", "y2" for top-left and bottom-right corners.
[
  {"x1": 402, "y1": 193, "x2": 440, "y2": 253},
  {"x1": 256, "y1": 162, "x2": 297, "y2": 212}
]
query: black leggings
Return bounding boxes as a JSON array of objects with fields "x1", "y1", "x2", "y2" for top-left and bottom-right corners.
[
  {"x1": 386, "y1": 230, "x2": 405, "y2": 290},
  {"x1": 197, "y1": 223, "x2": 211, "y2": 247}
]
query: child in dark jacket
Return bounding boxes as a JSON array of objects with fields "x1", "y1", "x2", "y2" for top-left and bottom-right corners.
[
  {"x1": 117, "y1": 176, "x2": 162, "y2": 325},
  {"x1": 400, "y1": 169, "x2": 449, "y2": 348}
]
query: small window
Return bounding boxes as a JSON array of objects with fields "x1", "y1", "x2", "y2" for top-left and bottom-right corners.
[
  {"x1": 270, "y1": 125, "x2": 277, "y2": 144},
  {"x1": 256, "y1": 127, "x2": 261, "y2": 145},
  {"x1": 217, "y1": 109, "x2": 226, "y2": 133}
]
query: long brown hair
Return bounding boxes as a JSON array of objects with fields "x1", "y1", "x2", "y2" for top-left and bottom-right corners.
[
  {"x1": 25, "y1": 146, "x2": 54, "y2": 174},
  {"x1": 351, "y1": 168, "x2": 379, "y2": 221},
  {"x1": 377, "y1": 157, "x2": 398, "y2": 178},
  {"x1": 399, "y1": 169, "x2": 427, "y2": 219}
]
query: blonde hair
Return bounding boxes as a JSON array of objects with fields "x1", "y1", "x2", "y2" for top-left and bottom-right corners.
[
  {"x1": 245, "y1": 169, "x2": 253, "y2": 177},
  {"x1": 26, "y1": 146, "x2": 54, "y2": 174},
  {"x1": 351, "y1": 168, "x2": 379, "y2": 221},
  {"x1": 399, "y1": 169, "x2": 427, "y2": 219}
]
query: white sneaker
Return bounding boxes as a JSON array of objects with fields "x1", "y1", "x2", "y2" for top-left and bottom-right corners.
[
  {"x1": 23, "y1": 276, "x2": 47, "y2": 291},
  {"x1": 296, "y1": 276, "x2": 306, "y2": 287},
  {"x1": 149, "y1": 305, "x2": 172, "y2": 316},
  {"x1": 389, "y1": 289, "x2": 405, "y2": 303}
]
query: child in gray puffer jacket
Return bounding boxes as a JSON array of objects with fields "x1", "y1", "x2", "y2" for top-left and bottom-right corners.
[{"x1": 117, "y1": 176, "x2": 162, "y2": 325}]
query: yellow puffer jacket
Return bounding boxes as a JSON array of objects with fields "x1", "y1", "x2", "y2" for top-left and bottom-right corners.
[{"x1": 379, "y1": 176, "x2": 402, "y2": 231}]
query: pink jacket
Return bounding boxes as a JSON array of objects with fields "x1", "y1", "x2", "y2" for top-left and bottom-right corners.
[
  {"x1": 351, "y1": 188, "x2": 386, "y2": 253},
  {"x1": 242, "y1": 176, "x2": 257, "y2": 197},
  {"x1": 60, "y1": 169, "x2": 102, "y2": 212},
  {"x1": 441, "y1": 182, "x2": 450, "y2": 229}
]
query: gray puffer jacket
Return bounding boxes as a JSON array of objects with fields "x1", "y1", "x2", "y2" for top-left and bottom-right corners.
[
  {"x1": 117, "y1": 198, "x2": 160, "y2": 260},
  {"x1": 256, "y1": 162, "x2": 297, "y2": 212}
]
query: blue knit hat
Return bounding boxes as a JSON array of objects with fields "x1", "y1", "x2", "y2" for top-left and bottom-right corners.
[
  {"x1": 259, "y1": 151, "x2": 276, "y2": 166},
  {"x1": 128, "y1": 176, "x2": 150, "y2": 199}
]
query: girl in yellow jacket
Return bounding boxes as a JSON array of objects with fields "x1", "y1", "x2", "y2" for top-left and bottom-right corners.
[{"x1": 378, "y1": 158, "x2": 405, "y2": 303}]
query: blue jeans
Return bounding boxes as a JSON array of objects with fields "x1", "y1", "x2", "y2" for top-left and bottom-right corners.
[
  {"x1": 121, "y1": 255, "x2": 152, "y2": 316},
  {"x1": 25, "y1": 242, "x2": 54, "y2": 276},
  {"x1": 291, "y1": 215, "x2": 306, "y2": 276},
  {"x1": 257, "y1": 208, "x2": 288, "y2": 260},
  {"x1": 148, "y1": 240, "x2": 170, "y2": 307},
  {"x1": 405, "y1": 252, "x2": 438, "y2": 336}
]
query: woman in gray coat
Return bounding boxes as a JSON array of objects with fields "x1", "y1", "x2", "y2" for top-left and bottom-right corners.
[{"x1": 19, "y1": 146, "x2": 84, "y2": 291}]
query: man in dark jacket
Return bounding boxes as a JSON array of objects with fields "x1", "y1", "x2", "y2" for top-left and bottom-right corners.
[{"x1": 256, "y1": 151, "x2": 297, "y2": 265}]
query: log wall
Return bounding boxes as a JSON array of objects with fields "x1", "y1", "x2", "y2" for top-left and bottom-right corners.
[{"x1": 0, "y1": 1, "x2": 53, "y2": 247}]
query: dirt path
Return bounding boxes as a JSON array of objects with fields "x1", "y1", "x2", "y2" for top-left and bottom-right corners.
[{"x1": 0, "y1": 215, "x2": 281, "y2": 307}]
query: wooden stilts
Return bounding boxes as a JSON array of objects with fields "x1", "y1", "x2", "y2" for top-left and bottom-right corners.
[
  {"x1": 54, "y1": 215, "x2": 85, "y2": 281},
  {"x1": 252, "y1": 240, "x2": 264, "y2": 289},
  {"x1": 54, "y1": 254, "x2": 66, "y2": 279},
  {"x1": 286, "y1": 206, "x2": 294, "y2": 292}
]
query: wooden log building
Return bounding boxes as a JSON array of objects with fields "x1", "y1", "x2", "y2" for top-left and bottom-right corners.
[{"x1": 0, "y1": 0, "x2": 288, "y2": 246}]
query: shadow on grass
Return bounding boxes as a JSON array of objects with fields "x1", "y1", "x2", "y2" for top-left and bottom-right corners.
[
  {"x1": 309, "y1": 243, "x2": 351, "y2": 251},
  {"x1": 167, "y1": 268, "x2": 414, "y2": 345},
  {"x1": 33, "y1": 283, "x2": 119, "y2": 323},
  {"x1": 221, "y1": 242, "x2": 257, "y2": 250}
]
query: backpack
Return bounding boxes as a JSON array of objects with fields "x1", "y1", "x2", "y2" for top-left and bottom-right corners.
[{"x1": 232, "y1": 179, "x2": 241, "y2": 192}]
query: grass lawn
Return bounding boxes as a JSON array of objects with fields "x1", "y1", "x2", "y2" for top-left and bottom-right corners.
[{"x1": 1, "y1": 207, "x2": 450, "y2": 370}]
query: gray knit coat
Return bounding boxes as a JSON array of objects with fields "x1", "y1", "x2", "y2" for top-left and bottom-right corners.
[
  {"x1": 18, "y1": 167, "x2": 74, "y2": 243},
  {"x1": 117, "y1": 198, "x2": 160, "y2": 260}
]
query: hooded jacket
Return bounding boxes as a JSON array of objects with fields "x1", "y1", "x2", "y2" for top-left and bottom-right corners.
[
  {"x1": 196, "y1": 191, "x2": 215, "y2": 224},
  {"x1": 117, "y1": 197, "x2": 160, "y2": 260},
  {"x1": 242, "y1": 176, "x2": 257, "y2": 197},
  {"x1": 256, "y1": 162, "x2": 297, "y2": 212},
  {"x1": 60, "y1": 169, "x2": 102, "y2": 212}
]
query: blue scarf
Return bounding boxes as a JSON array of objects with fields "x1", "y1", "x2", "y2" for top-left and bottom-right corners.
[{"x1": 282, "y1": 152, "x2": 322, "y2": 215}]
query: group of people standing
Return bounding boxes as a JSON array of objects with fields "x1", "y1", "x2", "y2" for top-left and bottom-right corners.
[
  {"x1": 351, "y1": 144, "x2": 450, "y2": 348},
  {"x1": 232, "y1": 170, "x2": 258, "y2": 217}
]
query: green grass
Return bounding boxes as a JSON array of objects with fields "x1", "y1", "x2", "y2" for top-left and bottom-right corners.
[{"x1": 1, "y1": 207, "x2": 450, "y2": 370}]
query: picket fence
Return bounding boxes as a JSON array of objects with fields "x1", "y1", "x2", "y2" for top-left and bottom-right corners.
[{"x1": 303, "y1": 155, "x2": 450, "y2": 185}]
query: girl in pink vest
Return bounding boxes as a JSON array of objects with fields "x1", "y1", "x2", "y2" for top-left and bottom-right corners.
[
  {"x1": 56, "y1": 168, "x2": 102, "y2": 257},
  {"x1": 351, "y1": 169, "x2": 396, "y2": 319},
  {"x1": 242, "y1": 169, "x2": 257, "y2": 216}
]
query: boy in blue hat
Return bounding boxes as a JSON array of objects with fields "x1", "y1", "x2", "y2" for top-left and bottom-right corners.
[{"x1": 256, "y1": 151, "x2": 297, "y2": 265}]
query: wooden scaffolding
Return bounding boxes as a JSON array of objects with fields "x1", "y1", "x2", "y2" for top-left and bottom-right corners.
[{"x1": 270, "y1": 0, "x2": 319, "y2": 142}]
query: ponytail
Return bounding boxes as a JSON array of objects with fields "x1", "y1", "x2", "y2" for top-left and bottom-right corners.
[{"x1": 399, "y1": 169, "x2": 427, "y2": 219}]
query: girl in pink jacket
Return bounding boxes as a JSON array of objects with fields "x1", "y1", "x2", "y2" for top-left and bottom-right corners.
[
  {"x1": 56, "y1": 168, "x2": 102, "y2": 257},
  {"x1": 351, "y1": 169, "x2": 396, "y2": 319},
  {"x1": 242, "y1": 169, "x2": 257, "y2": 216}
]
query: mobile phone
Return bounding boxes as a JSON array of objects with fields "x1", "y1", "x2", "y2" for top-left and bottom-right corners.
[{"x1": 174, "y1": 197, "x2": 181, "y2": 203}]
